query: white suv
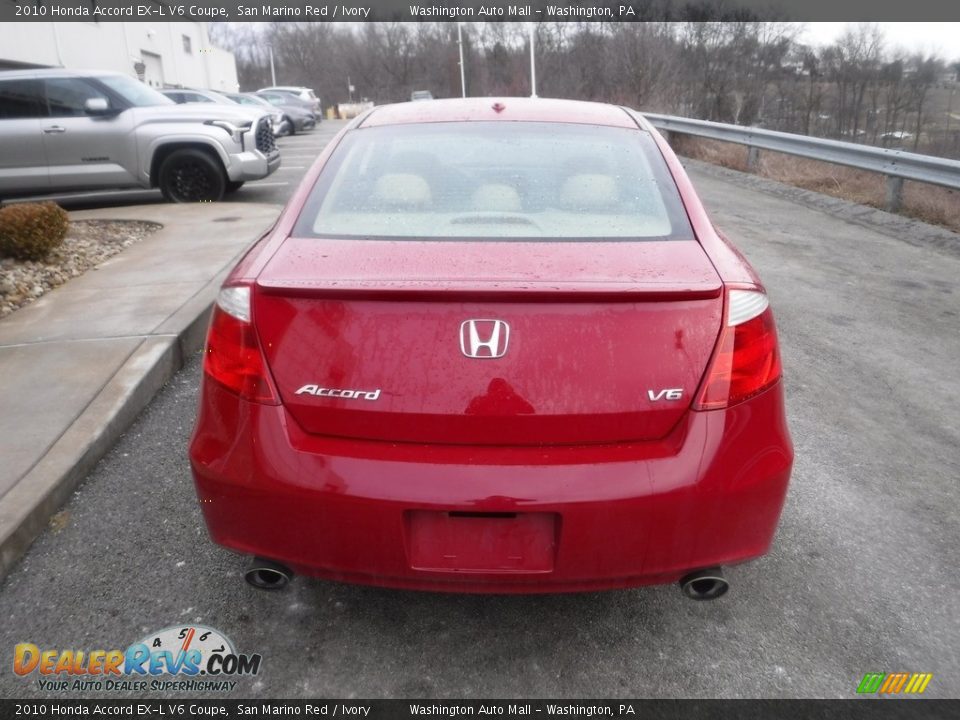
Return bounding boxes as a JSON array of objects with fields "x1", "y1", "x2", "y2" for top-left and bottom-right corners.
[
  {"x1": 0, "y1": 69, "x2": 281, "y2": 203},
  {"x1": 258, "y1": 86, "x2": 320, "y2": 112}
]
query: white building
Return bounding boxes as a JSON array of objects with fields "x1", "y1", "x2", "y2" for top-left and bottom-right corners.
[{"x1": 0, "y1": 21, "x2": 238, "y2": 91}]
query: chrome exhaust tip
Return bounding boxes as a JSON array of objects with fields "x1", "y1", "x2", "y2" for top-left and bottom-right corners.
[
  {"x1": 679, "y1": 567, "x2": 729, "y2": 601},
  {"x1": 244, "y1": 557, "x2": 293, "y2": 590}
]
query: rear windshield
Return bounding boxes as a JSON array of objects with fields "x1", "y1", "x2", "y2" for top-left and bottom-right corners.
[{"x1": 293, "y1": 122, "x2": 693, "y2": 241}]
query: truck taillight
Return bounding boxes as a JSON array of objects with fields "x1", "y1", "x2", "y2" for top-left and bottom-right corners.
[
  {"x1": 694, "y1": 289, "x2": 782, "y2": 410},
  {"x1": 203, "y1": 285, "x2": 278, "y2": 404}
]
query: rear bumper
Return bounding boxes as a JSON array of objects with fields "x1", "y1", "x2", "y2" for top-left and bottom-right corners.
[{"x1": 189, "y1": 381, "x2": 792, "y2": 593}]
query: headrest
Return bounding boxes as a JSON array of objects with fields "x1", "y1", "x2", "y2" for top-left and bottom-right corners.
[
  {"x1": 372, "y1": 173, "x2": 431, "y2": 207},
  {"x1": 560, "y1": 174, "x2": 618, "y2": 210}
]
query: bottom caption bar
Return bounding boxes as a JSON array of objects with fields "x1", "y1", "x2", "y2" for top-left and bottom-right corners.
[{"x1": 3, "y1": 700, "x2": 958, "y2": 719}]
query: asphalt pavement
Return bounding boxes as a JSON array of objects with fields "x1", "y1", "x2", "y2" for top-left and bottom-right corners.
[{"x1": 0, "y1": 131, "x2": 957, "y2": 699}]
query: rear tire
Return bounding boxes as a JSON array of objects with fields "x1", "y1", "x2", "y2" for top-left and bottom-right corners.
[
  {"x1": 225, "y1": 181, "x2": 245, "y2": 193},
  {"x1": 158, "y1": 148, "x2": 226, "y2": 203}
]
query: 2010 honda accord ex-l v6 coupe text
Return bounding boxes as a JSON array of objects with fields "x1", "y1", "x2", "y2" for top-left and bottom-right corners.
[{"x1": 189, "y1": 98, "x2": 793, "y2": 598}]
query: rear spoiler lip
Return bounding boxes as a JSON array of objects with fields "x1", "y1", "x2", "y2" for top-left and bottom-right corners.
[{"x1": 254, "y1": 279, "x2": 723, "y2": 302}]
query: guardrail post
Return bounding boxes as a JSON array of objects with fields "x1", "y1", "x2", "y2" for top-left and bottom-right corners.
[
  {"x1": 885, "y1": 176, "x2": 904, "y2": 213},
  {"x1": 747, "y1": 146, "x2": 760, "y2": 171}
]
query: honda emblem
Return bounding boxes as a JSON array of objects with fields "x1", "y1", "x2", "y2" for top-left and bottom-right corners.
[{"x1": 460, "y1": 319, "x2": 510, "y2": 359}]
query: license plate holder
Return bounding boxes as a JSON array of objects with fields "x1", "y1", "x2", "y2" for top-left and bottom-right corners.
[{"x1": 406, "y1": 511, "x2": 557, "y2": 573}]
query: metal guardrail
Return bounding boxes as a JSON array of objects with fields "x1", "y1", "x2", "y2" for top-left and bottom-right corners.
[{"x1": 642, "y1": 113, "x2": 960, "y2": 212}]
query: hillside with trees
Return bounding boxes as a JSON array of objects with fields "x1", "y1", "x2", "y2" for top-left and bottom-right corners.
[{"x1": 210, "y1": 22, "x2": 960, "y2": 158}]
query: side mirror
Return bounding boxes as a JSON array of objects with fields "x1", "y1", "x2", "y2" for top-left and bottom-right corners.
[{"x1": 84, "y1": 97, "x2": 112, "y2": 115}]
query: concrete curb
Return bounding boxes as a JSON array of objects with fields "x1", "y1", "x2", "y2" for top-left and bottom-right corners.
[
  {"x1": 0, "y1": 335, "x2": 182, "y2": 579},
  {"x1": 0, "y1": 204, "x2": 279, "y2": 582}
]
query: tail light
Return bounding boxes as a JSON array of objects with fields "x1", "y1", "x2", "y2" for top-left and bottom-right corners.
[
  {"x1": 203, "y1": 285, "x2": 279, "y2": 404},
  {"x1": 693, "y1": 288, "x2": 782, "y2": 410}
]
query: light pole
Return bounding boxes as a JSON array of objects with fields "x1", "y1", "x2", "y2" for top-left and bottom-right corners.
[
  {"x1": 529, "y1": 24, "x2": 537, "y2": 98},
  {"x1": 268, "y1": 44, "x2": 276, "y2": 86},
  {"x1": 457, "y1": 23, "x2": 466, "y2": 98}
]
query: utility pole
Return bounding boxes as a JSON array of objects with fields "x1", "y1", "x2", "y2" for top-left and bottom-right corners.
[
  {"x1": 529, "y1": 24, "x2": 537, "y2": 98},
  {"x1": 457, "y1": 23, "x2": 466, "y2": 98},
  {"x1": 269, "y1": 45, "x2": 276, "y2": 86}
]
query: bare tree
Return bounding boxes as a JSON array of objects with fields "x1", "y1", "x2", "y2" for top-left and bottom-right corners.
[{"x1": 204, "y1": 21, "x2": 956, "y2": 159}]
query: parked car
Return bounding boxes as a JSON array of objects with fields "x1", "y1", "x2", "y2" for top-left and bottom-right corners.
[
  {"x1": 255, "y1": 89, "x2": 319, "y2": 130},
  {"x1": 159, "y1": 88, "x2": 227, "y2": 105},
  {"x1": 190, "y1": 98, "x2": 793, "y2": 597},
  {"x1": 159, "y1": 87, "x2": 287, "y2": 138},
  {"x1": 258, "y1": 85, "x2": 320, "y2": 112},
  {"x1": 227, "y1": 92, "x2": 314, "y2": 135},
  {"x1": 410, "y1": 90, "x2": 434, "y2": 101},
  {"x1": 0, "y1": 69, "x2": 279, "y2": 202}
]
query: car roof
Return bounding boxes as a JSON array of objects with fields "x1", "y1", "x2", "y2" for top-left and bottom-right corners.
[
  {"x1": 360, "y1": 97, "x2": 638, "y2": 129},
  {"x1": 162, "y1": 88, "x2": 224, "y2": 95}
]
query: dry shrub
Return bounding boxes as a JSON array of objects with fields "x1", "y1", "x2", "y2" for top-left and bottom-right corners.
[
  {"x1": 900, "y1": 183, "x2": 960, "y2": 232},
  {"x1": 755, "y1": 151, "x2": 885, "y2": 208},
  {"x1": 0, "y1": 202, "x2": 70, "y2": 261},
  {"x1": 671, "y1": 135, "x2": 750, "y2": 172},
  {"x1": 670, "y1": 136, "x2": 960, "y2": 234}
]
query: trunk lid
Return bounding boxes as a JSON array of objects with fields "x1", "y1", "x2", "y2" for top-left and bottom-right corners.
[{"x1": 254, "y1": 238, "x2": 723, "y2": 445}]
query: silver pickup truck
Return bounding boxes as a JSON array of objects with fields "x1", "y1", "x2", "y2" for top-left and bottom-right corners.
[{"x1": 0, "y1": 69, "x2": 280, "y2": 203}]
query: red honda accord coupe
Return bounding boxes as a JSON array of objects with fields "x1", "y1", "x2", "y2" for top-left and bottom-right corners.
[{"x1": 189, "y1": 98, "x2": 793, "y2": 598}]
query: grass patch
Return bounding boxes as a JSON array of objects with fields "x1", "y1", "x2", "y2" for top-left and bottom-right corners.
[{"x1": 670, "y1": 136, "x2": 960, "y2": 234}]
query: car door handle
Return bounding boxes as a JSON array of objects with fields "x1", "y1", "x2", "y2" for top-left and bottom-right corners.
[{"x1": 42, "y1": 125, "x2": 66, "y2": 134}]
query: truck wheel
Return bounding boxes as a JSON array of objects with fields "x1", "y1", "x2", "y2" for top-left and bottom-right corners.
[
  {"x1": 225, "y1": 181, "x2": 245, "y2": 193},
  {"x1": 159, "y1": 149, "x2": 226, "y2": 203}
]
